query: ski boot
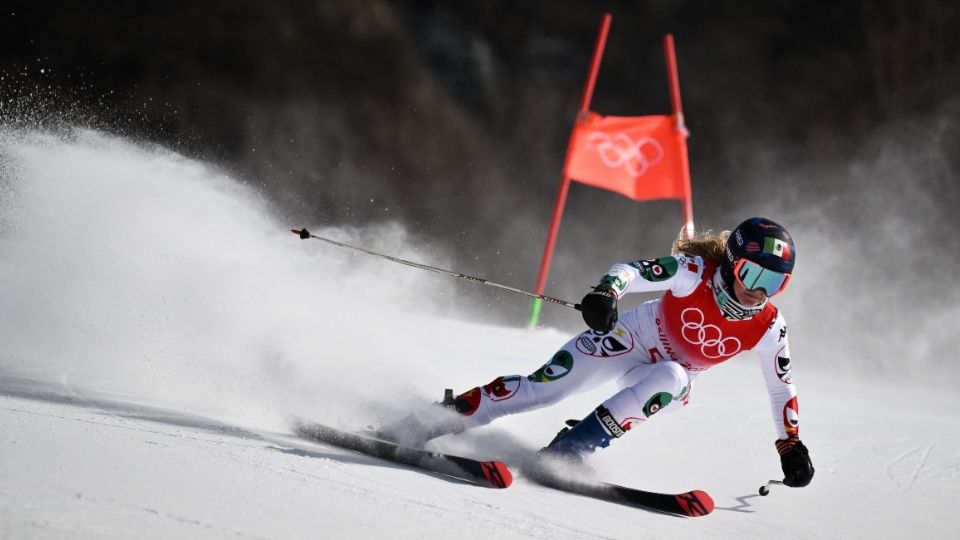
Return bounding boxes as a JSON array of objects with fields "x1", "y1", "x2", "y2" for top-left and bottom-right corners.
[{"x1": 539, "y1": 405, "x2": 624, "y2": 463}]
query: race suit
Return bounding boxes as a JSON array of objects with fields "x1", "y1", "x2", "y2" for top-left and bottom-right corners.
[{"x1": 453, "y1": 253, "x2": 800, "y2": 441}]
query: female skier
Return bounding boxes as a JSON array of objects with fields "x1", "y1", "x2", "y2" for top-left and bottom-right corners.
[{"x1": 432, "y1": 217, "x2": 814, "y2": 488}]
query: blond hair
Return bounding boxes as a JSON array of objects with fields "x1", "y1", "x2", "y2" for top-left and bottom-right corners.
[{"x1": 672, "y1": 229, "x2": 730, "y2": 265}]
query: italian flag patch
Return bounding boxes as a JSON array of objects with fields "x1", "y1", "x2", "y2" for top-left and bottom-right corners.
[{"x1": 763, "y1": 237, "x2": 792, "y2": 259}]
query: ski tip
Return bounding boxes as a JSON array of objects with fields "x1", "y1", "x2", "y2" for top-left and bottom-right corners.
[
  {"x1": 675, "y1": 490, "x2": 714, "y2": 517},
  {"x1": 480, "y1": 461, "x2": 513, "y2": 489},
  {"x1": 292, "y1": 228, "x2": 311, "y2": 239}
]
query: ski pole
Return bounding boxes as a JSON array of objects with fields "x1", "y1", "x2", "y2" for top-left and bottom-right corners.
[
  {"x1": 758, "y1": 479, "x2": 784, "y2": 496},
  {"x1": 291, "y1": 228, "x2": 582, "y2": 311}
]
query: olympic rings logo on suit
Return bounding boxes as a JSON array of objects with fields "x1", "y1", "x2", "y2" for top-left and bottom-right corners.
[
  {"x1": 679, "y1": 308, "x2": 741, "y2": 359},
  {"x1": 587, "y1": 132, "x2": 665, "y2": 178}
]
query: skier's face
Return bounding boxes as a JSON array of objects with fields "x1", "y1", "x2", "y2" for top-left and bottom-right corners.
[{"x1": 733, "y1": 277, "x2": 768, "y2": 307}]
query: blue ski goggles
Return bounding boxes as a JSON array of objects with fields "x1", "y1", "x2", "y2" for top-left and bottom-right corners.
[{"x1": 734, "y1": 259, "x2": 792, "y2": 297}]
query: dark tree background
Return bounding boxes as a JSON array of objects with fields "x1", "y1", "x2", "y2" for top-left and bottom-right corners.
[{"x1": 3, "y1": 0, "x2": 959, "y2": 329}]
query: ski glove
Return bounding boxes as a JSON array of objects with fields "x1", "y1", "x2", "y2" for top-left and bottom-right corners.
[
  {"x1": 580, "y1": 286, "x2": 618, "y2": 333},
  {"x1": 776, "y1": 436, "x2": 814, "y2": 487}
]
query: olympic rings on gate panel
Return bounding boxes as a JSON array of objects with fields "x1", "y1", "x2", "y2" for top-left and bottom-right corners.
[{"x1": 587, "y1": 132, "x2": 665, "y2": 178}]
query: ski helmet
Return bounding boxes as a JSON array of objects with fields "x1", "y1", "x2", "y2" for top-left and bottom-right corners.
[{"x1": 722, "y1": 217, "x2": 796, "y2": 295}]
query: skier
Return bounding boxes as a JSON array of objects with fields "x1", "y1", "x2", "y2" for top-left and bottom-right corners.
[{"x1": 394, "y1": 217, "x2": 814, "y2": 488}]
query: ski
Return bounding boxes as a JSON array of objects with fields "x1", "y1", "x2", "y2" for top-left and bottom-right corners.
[
  {"x1": 293, "y1": 421, "x2": 513, "y2": 489},
  {"x1": 293, "y1": 421, "x2": 709, "y2": 515},
  {"x1": 527, "y1": 469, "x2": 714, "y2": 517}
]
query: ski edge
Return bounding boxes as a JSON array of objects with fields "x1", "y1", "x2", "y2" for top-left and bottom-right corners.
[
  {"x1": 293, "y1": 420, "x2": 513, "y2": 489},
  {"x1": 527, "y1": 469, "x2": 714, "y2": 517},
  {"x1": 603, "y1": 482, "x2": 715, "y2": 517}
]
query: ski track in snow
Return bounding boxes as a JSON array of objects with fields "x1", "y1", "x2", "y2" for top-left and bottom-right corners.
[
  {"x1": 884, "y1": 441, "x2": 959, "y2": 491},
  {"x1": 69, "y1": 493, "x2": 271, "y2": 540},
  {"x1": 885, "y1": 444, "x2": 933, "y2": 487}
]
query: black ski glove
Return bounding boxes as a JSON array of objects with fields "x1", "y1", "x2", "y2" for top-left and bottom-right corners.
[
  {"x1": 776, "y1": 436, "x2": 814, "y2": 487},
  {"x1": 580, "y1": 286, "x2": 618, "y2": 333}
]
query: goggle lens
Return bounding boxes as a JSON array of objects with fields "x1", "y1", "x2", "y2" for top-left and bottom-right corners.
[{"x1": 734, "y1": 259, "x2": 791, "y2": 296}]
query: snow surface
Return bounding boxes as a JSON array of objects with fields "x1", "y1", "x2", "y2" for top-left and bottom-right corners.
[{"x1": 2, "y1": 129, "x2": 959, "y2": 539}]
